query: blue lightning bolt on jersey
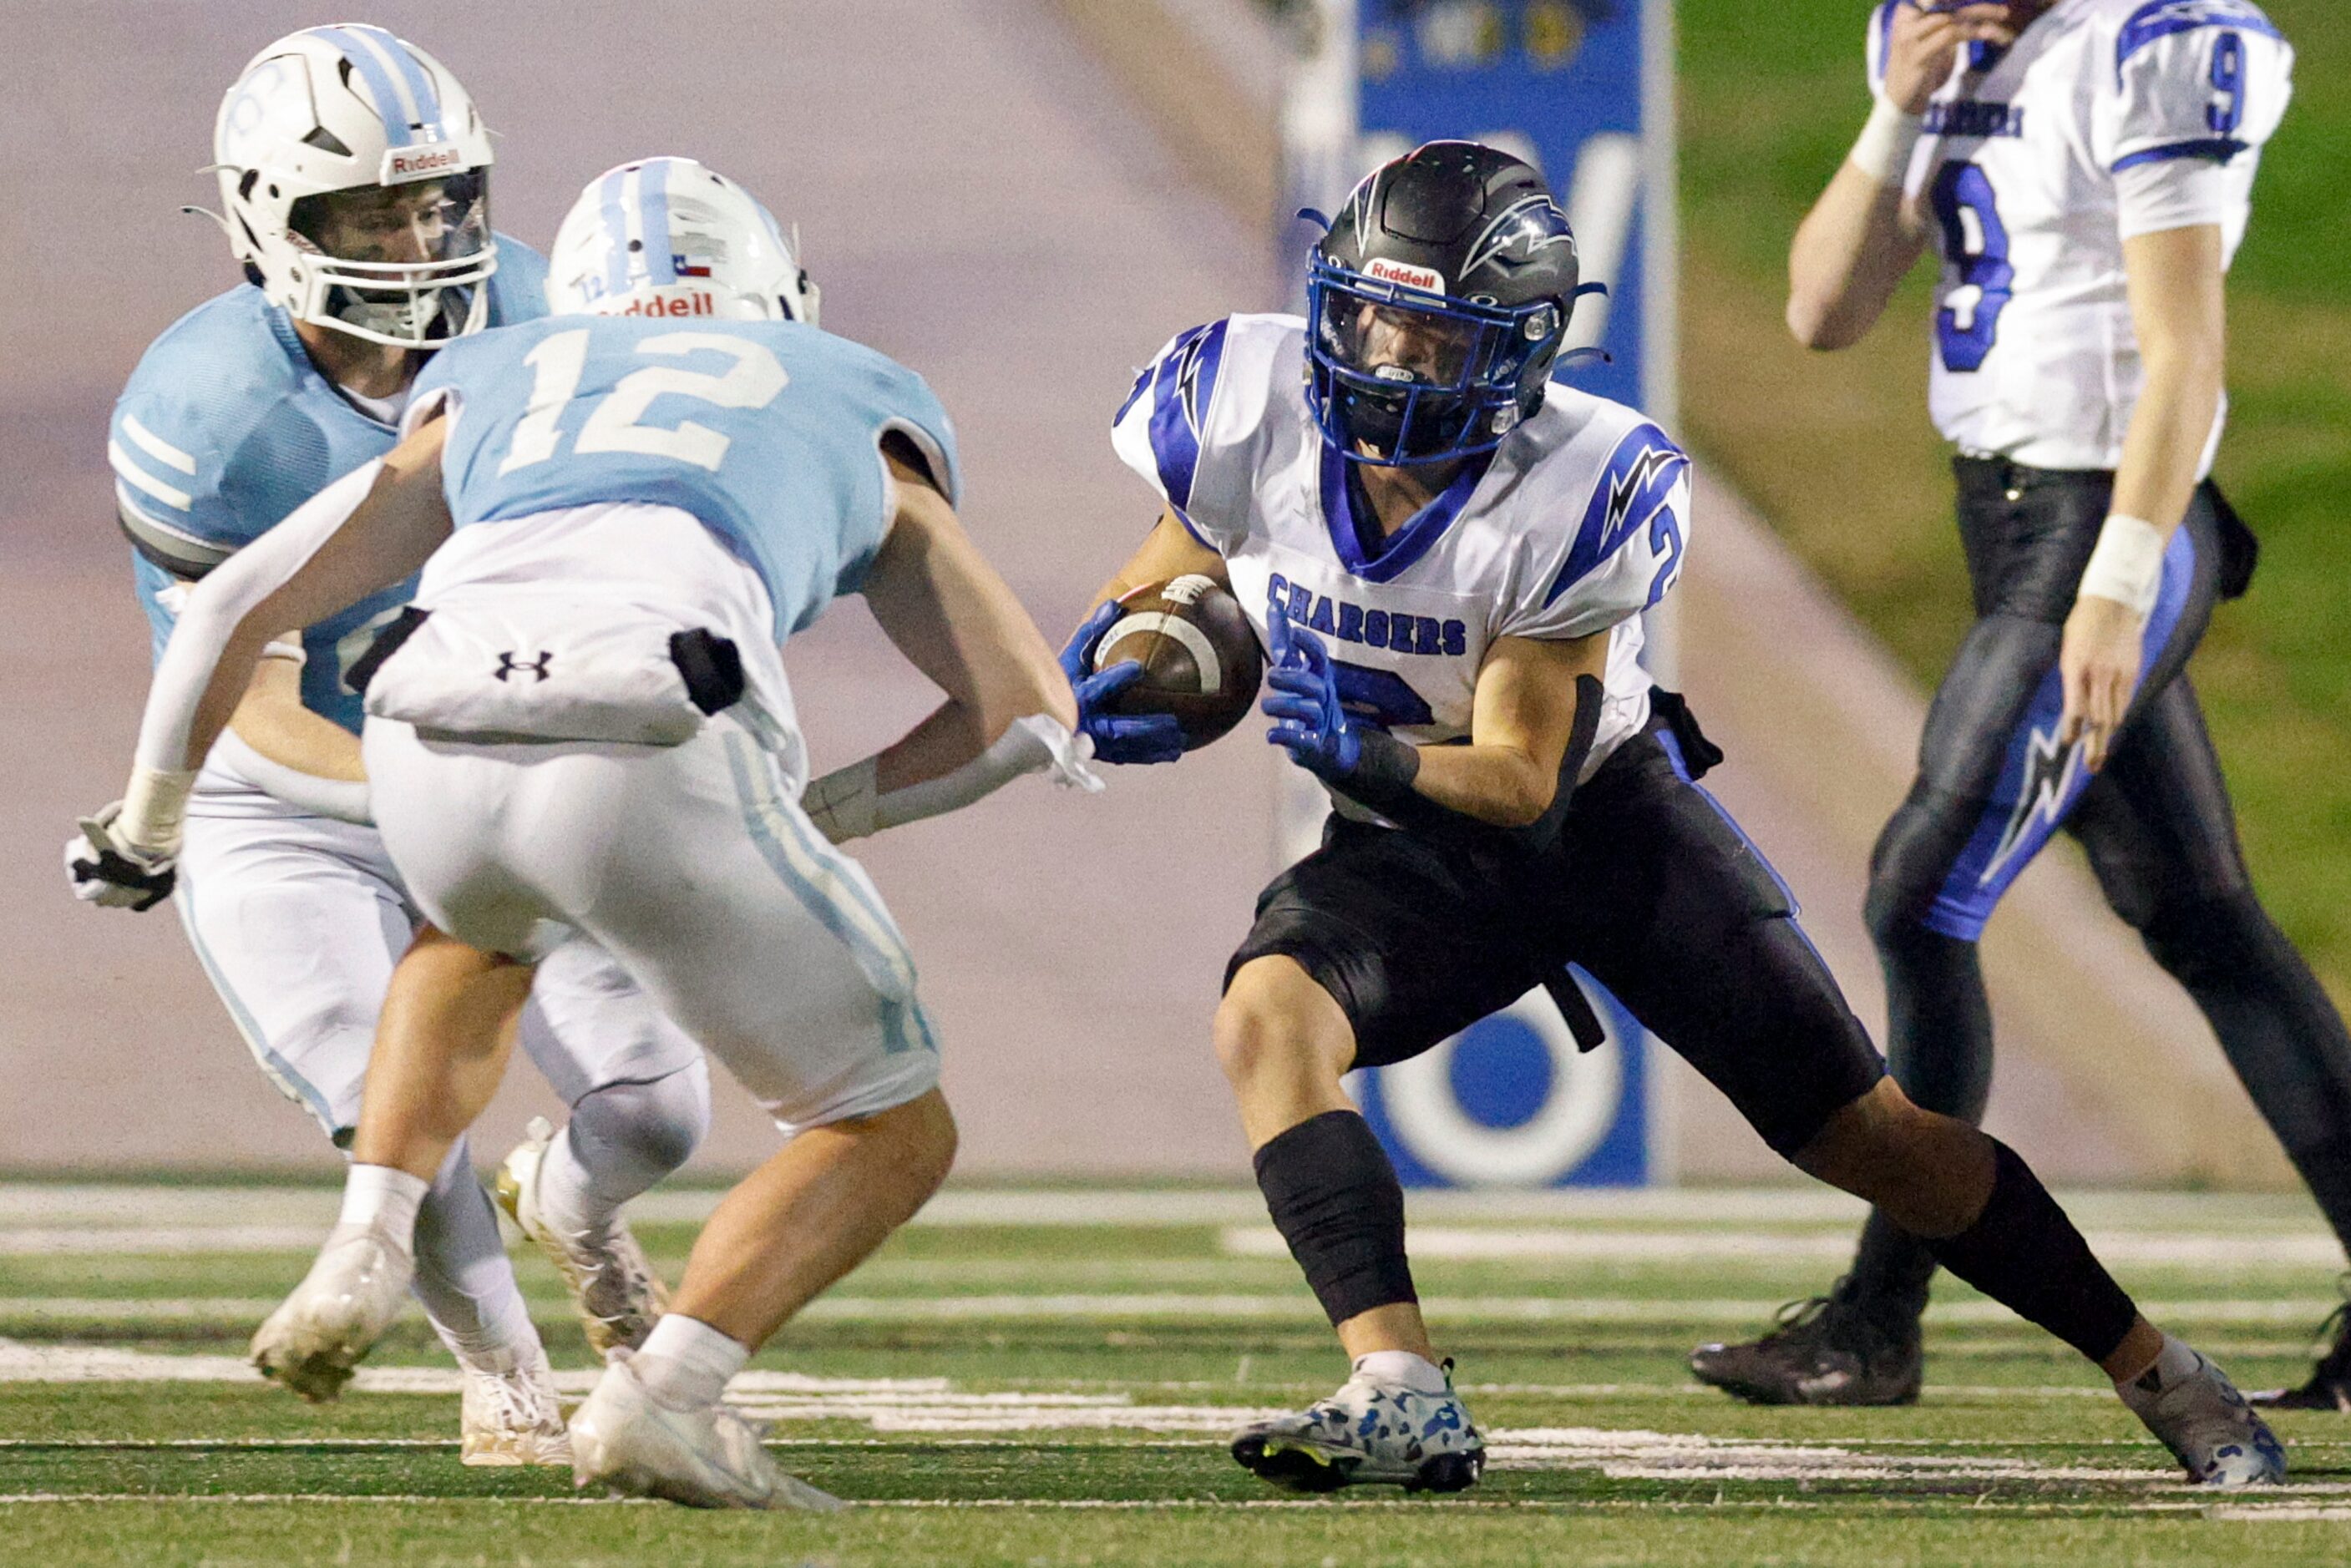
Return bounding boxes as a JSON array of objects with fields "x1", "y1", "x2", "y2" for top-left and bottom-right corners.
[
  {"x1": 108, "y1": 236, "x2": 549, "y2": 733},
  {"x1": 413, "y1": 316, "x2": 959, "y2": 641}
]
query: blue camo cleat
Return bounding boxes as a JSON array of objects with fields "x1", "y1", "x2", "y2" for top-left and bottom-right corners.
[
  {"x1": 1230, "y1": 1359, "x2": 1484, "y2": 1494},
  {"x1": 2126, "y1": 1346, "x2": 2288, "y2": 1486}
]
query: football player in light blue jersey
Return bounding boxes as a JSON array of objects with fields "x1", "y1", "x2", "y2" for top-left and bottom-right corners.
[
  {"x1": 89, "y1": 28, "x2": 713, "y2": 1464},
  {"x1": 76, "y1": 158, "x2": 1092, "y2": 1509}
]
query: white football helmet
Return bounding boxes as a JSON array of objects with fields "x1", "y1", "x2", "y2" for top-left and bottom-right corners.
[
  {"x1": 547, "y1": 158, "x2": 819, "y2": 326},
  {"x1": 212, "y1": 24, "x2": 498, "y2": 347}
]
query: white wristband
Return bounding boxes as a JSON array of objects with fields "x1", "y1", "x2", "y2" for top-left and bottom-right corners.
[
  {"x1": 1849, "y1": 96, "x2": 1924, "y2": 185},
  {"x1": 118, "y1": 763, "x2": 197, "y2": 858},
  {"x1": 802, "y1": 755, "x2": 880, "y2": 845},
  {"x1": 260, "y1": 635, "x2": 307, "y2": 665},
  {"x1": 2078, "y1": 513, "x2": 2167, "y2": 618}
]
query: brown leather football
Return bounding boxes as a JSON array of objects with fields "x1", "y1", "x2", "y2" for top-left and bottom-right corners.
[{"x1": 1090, "y1": 574, "x2": 1264, "y2": 750}]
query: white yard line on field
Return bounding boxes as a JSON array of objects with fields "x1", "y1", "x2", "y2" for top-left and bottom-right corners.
[
  {"x1": 0, "y1": 1183, "x2": 2334, "y2": 1233},
  {"x1": 4, "y1": 1342, "x2": 2349, "y2": 1477},
  {"x1": 0, "y1": 1294, "x2": 2339, "y2": 1328},
  {"x1": 1222, "y1": 1226, "x2": 2349, "y2": 1268}
]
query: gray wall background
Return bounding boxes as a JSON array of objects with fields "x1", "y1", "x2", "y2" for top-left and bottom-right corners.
[{"x1": 1, "y1": 1, "x2": 1280, "y2": 1174}]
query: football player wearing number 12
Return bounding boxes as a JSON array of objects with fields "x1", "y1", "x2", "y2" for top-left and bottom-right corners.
[
  {"x1": 76, "y1": 26, "x2": 712, "y2": 1462},
  {"x1": 1690, "y1": 1, "x2": 2351, "y2": 1411},
  {"x1": 1069, "y1": 141, "x2": 2281, "y2": 1492}
]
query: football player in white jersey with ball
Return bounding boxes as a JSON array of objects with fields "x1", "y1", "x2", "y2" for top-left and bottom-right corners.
[
  {"x1": 67, "y1": 28, "x2": 715, "y2": 1461},
  {"x1": 74, "y1": 156, "x2": 1091, "y2": 1510},
  {"x1": 1691, "y1": 0, "x2": 2351, "y2": 1411},
  {"x1": 1071, "y1": 140, "x2": 2283, "y2": 1491}
]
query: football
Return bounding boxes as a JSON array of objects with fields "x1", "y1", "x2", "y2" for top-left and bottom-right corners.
[{"x1": 1090, "y1": 574, "x2": 1264, "y2": 750}]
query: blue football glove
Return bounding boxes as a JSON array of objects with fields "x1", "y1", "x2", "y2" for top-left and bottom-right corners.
[
  {"x1": 1260, "y1": 602, "x2": 1363, "y2": 782},
  {"x1": 1059, "y1": 601, "x2": 1186, "y2": 766}
]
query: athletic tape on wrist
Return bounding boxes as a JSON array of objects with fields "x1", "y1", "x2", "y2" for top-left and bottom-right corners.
[
  {"x1": 801, "y1": 755, "x2": 880, "y2": 844},
  {"x1": 119, "y1": 763, "x2": 196, "y2": 859},
  {"x1": 2079, "y1": 513, "x2": 2166, "y2": 618},
  {"x1": 1850, "y1": 96, "x2": 1925, "y2": 185}
]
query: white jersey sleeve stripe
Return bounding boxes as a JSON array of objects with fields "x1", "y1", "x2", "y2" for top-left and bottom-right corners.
[
  {"x1": 119, "y1": 412, "x2": 198, "y2": 475},
  {"x1": 115, "y1": 481, "x2": 236, "y2": 577},
  {"x1": 109, "y1": 440, "x2": 194, "y2": 511}
]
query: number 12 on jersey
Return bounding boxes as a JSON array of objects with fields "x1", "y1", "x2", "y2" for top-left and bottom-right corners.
[{"x1": 497, "y1": 328, "x2": 789, "y2": 477}]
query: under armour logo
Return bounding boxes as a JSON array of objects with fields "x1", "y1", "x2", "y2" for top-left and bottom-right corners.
[{"x1": 494, "y1": 651, "x2": 554, "y2": 683}]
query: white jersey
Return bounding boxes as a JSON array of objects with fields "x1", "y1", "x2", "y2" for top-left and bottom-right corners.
[
  {"x1": 1875, "y1": 0, "x2": 2293, "y2": 471},
  {"x1": 1112, "y1": 313, "x2": 1690, "y2": 814}
]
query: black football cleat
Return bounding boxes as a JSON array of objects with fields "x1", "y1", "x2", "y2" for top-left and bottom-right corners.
[
  {"x1": 2248, "y1": 1280, "x2": 2351, "y2": 1412},
  {"x1": 1690, "y1": 1277, "x2": 1924, "y2": 1407}
]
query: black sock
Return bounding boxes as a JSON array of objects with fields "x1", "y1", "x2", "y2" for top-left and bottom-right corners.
[
  {"x1": 1923, "y1": 1139, "x2": 2139, "y2": 1365},
  {"x1": 1253, "y1": 1110, "x2": 1416, "y2": 1328},
  {"x1": 1847, "y1": 924, "x2": 1996, "y2": 1325}
]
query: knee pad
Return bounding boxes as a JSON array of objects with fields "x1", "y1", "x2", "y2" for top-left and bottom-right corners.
[{"x1": 575, "y1": 1060, "x2": 711, "y2": 1176}]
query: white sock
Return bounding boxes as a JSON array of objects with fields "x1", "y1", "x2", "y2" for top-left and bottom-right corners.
[
  {"x1": 1354, "y1": 1350, "x2": 1451, "y2": 1394},
  {"x1": 633, "y1": 1314, "x2": 749, "y2": 1411},
  {"x1": 531, "y1": 1126, "x2": 608, "y2": 1241},
  {"x1": 411, "y1": 1139, "x2": 540, "y2": 1366},
  {"x1": 338, "y1": 1163, "x2": 428, "y2": 1253},
  {"x1": 2115, "y1": 1333, "x2": 2202, "y2": 1407}
]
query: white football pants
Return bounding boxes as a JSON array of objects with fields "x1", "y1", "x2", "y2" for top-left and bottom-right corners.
[
  {"x1": 364, "y1": 716, "x2": 940, "y2": 1136},
  {"x1": 174, "y1": 806, "x2": 708, "y2": 1360}
]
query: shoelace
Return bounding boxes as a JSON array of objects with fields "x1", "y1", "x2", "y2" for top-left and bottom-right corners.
[
  {"x1": 475, "y1": 1365, "x2": 555, "y2": 1432},
  {"x1": 1767, "y1": 1294, "x2": 1832, "y2": 1336},
  {"x1": 551, "y1": 1216, "x2": 652, "y2": 1332}
]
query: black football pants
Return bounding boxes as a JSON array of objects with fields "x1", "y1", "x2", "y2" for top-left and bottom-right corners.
[{"x1": 1847, "y1": 456, "x2": 2351, "y2": 1326}]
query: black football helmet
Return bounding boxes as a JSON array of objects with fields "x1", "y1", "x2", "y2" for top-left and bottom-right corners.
[{"x1": 1306, "y1": 141, "x2": 1582, "y2": 466}]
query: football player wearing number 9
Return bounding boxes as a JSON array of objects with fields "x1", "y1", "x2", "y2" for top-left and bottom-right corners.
[
  {"x1": 77, "y1": 158, "x2": 1092, "y2": 1508},
  {"x1": 71, "y1": 27, "x2": 717, "y2": 1464},
  {"x1": 1691, "y1": 2, "x2": 2351, "y2": 1413},
  {"x1": 1072, "y1": 141, "x2": 2279, "y2": 1491}
]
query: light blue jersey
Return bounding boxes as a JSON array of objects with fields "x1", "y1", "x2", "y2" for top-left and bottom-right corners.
[
  {"x1": 415, "y1": 316, "x2": 958, "y2": 641},
  {"x1": 109, "y1": 236, "x2": 549, "y2": 732}
]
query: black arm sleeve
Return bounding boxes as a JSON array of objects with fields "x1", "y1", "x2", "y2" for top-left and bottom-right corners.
[{"x1": 1335, "y1": 674, "x2": 1604, "y2": 859}]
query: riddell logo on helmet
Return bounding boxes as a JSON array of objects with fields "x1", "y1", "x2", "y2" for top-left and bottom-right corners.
[
  {"x1": 611, "y1": 289, "x2": 715, "y2": 317},
  {"x1": 380, "y1": 145, "x2": 466, "y2": 185},
  {"x1": 1365, "y1": 258, "x2": 1447, "y2": 295}
]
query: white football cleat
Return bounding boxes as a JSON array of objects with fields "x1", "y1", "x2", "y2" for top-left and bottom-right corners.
[
  {"x1": 250, "y1": 1221, "x2": 413, "y2": 1403},
  {"x1": 460, "y1": 1342, "x2": 575, "y2": 1468},
  {"x1": 570, "y1": 1353, "x2": 843, "y2": 1510},
  {"x1": 1230, "y1": 1359, "x2": 1484, "y2": 1493},
  {"x1": 497, "y1": 1117, "x2": 670, "y2": 1358},
  {"x1": 2125, "y1": 1345, "x2": 2288, "y2": 1486}
]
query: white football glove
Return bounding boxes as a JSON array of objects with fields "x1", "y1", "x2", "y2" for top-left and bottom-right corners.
[{"x1": 65, "y1": 802, "x2": 178, "y2": 912}]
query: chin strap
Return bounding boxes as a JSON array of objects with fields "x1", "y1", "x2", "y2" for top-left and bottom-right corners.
[{"x1": 803, "y1": 714, "x2": 1103, "y2": 845}]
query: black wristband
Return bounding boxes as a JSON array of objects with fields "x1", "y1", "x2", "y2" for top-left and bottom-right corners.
[{"x1": 1341, "y1": 727, "x2": 1421, "y2": 816}]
